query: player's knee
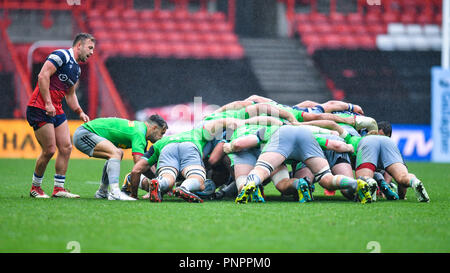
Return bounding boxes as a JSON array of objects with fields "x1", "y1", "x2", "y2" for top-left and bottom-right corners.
[
  {"x1": 394, "y1": 173, "x2": 410, "y2": 186},
  {"x1": 59, "y1": 142, "x2": 72, "y2": 156},
  {"x1": 42, "y1": 145, "x2": 57, "y2": 158},
  {"x1": 185, "y1": 168, "x2": 206, "y2": 182},
  {"x1": 111, "y1": 148, "x2": 123, "y2": 159}
]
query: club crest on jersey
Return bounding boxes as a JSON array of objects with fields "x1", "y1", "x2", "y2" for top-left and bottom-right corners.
[{"x1": 59, "y1": 74, "x2": 69, "y2": 82}]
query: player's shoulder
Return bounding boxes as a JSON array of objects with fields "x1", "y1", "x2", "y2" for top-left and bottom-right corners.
[{"x1": 48, "y1": 49, "x2": 71, "y2": 63}]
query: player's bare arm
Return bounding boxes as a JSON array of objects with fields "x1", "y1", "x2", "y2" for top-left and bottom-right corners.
[
  {"x1": 37, "y1": 60, "x2": 57, "y2": 117},
  {"x1": 246, "y1": 103, "x2": 297, "y2": 124},
  {"x1": 213, "y1": 100, "x2": 254, "y2": 113},
  {"x1": 223, "y1": 135, "x2": 259, "y2": 154}
]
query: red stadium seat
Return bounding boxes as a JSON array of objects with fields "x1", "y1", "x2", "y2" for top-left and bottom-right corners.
[
  {"x1": 182, "y1": 32, "x2": 200, "y2": 43},
  {"x1": 223, "y1": 44, "x2": 244, "y2": 59},
  {"x1": 142, "y1": 21, "x2": 160, "y2": 31},
  {"x1": 356, "y1": 35, "x2": 376, "y2": 49},
  {"x1": 322, "y1": 34, "x2": 344, "y2": 48},
  {"x1": 350, "y1": 24, "x2": 368, "y2": 34},
  {"x1": 400, "y1": 13, "x2": 416, "y2": 24},
  {"x1": 216, "y1": 33, "x2": 238, "y2": 44},
  {"x1": 309, "y1": 13, "x2": 328, "y2": 24},
  {"x1": 315, "y1": 24, "x2": 333, "y2": 34},
  {"x1": 103, "y1": 10, "x2": 120, "y2": 20},
  {"x1": 165, "y1": 32, "x2": 184, "y2": 43},
  {"x1": 333, "y1": 24, "x2": 353, "y2": 34},
  {"x1": 365, "y1": 12, "x2": 381, "y2": 24},
  {"x1": 329, "y1": 13, "x2": 346, "y2": 24},
  {"x1": 139, "y1": 10, "x2": 156, "y2": 21},
  {"x1": 104, "y1": 21, "x2": 123, "y2": 30},
  {"x1": 122, "y1": 20, "x2": 141, "y2": 30},
  {"x1": 194, "y1": 21, "x2": 213, "y2": 32},
  {"x1": 122, "y1": 9, "x2": 139, "y2": 20},
  {"x1": 198, "y1": 32, "x2": 217, "y2": 44},
  {"x1": 89, "y1": 19, "x2": 106, "y2": 31},
  {"x1": 297, "y1": 23, "x2": 315, "y2": 35},
  {"x1": 210, "y1": 22, "x2": 232, "y2": 33},
  {"x1": 340, "y1": 35, "x2": 358, "y2": 49},
  {"x1": 171, "y1": 43, "x2": 190, "y2": 58},
  {"x1": 145, "y1": 31, "x2": 165, "y2": 43},
  {"x1": 186, "y1": 43, "x2": 209, "y2": 59},
  {"x1": 191, "y1": 10, "x2": 210, "y2": 21},
  {"x1": 210, "y1": 12, "x2": 226, "y2": 22},
  {"x1": 366, "y1": 24, "x2": 386, "y2": 34},
  {"x1": 382, "y1": 12, "x2": 400, "y2": 24},
  {"x1": 346, "y1": 13, "x2": 364, "y2": 24}
]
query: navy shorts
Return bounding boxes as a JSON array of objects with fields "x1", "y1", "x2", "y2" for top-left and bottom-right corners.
[{"x1": 26, "y1": 106, "x2": 67, "y2": 131}]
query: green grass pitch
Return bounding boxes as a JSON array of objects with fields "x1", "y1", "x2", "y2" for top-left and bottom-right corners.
[{"x1": 0, "y1": 158, "x2": 449, "y2": 253}]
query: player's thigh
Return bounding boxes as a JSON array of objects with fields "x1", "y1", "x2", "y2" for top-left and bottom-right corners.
[
  {"x1": 331, "y1": 162, "x2": 354, "y2": 177},
  {"x1": 234, "y1": 164, "x2": 254, "y2": 178},
  {"x1": 54, "y1": 120, "x2": 71, "y2": 151},
  {"x1": 304, "y1": 156, "x2": 330, "y2": 175},
  {"x1": 93, "y1": 139, "x2": 122, "y2": 159},
  {"x1": 257, "y1": 152, "x2": 286, "y2": 169},
  {"x1": 385, "y1": 162, "x2": 409, "y2": 183},
  {"x1": 34, "y1": 123, "x2": 56, "y2": 152}
]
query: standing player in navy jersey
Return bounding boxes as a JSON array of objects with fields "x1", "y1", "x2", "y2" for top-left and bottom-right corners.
[{"x1": 26, "y1": 33, "x2": 95, "y2": 198}]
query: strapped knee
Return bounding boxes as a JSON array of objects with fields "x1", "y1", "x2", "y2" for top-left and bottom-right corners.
[
  {"x1": 314, "y1": 166, "x2": 332, "y2": 183},
  {"x1": 255, "y1": 160, "x2": 275, "y2": 176},
  {"x1": 185, "y1": 168, "x2": 206, "y2": 181},
  {"x1": 157, "y1": 166, "x2": 178, "y2": 180}
]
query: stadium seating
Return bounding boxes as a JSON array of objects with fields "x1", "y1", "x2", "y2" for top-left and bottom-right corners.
[
  {"x1": 86, "y1": 9, "x2": 244, "y2": 60},
  {"x1": 289, "y1": 0, "x2": 443, "y2": 54}
]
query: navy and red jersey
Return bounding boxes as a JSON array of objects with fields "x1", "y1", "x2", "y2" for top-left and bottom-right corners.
[{"x1": 27, "y1": 48, "x2": 81, "y2": 115}]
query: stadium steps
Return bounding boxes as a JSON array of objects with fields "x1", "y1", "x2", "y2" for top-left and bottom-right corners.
[{"x1": 240, "y1": 37, "x2": 331, "y2": 105}]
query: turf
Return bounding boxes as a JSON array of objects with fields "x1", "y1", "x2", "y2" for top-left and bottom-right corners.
[{"x1": 0, "y1": 158, "x2": 449, "y2": 253}]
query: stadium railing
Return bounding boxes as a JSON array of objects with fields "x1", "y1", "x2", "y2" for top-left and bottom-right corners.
[{"x1": 0, "y1": 23, "x2": 33, "y2": 118}]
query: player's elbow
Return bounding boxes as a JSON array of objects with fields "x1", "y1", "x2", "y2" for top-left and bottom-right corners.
[{"x1": 37, "y1": 71, "x2": 50, "y2": 83}]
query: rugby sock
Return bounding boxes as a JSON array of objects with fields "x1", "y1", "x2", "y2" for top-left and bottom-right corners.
[
  {"x1": 32, "y1": 173, "x2": 43, "y2": 187},
  {"x1": 332, "y1": 175, "x2": 358, "y2": 192},
  {"x1": 409, "y1": 176, "x2": 421, "y2": 188},
  {"x1": 157, "y1": 176, "x2": 171, "y2": 194},
  {"x1": 235, "y1": 176, "x2": 247, "y2": 191},
  {"x1": 292, "y1": 178, "x2": 302, "y2": 190},
  {"x1": 246, "y1": 173, "x2": 262, "y2": 186},
  {"x1": 180, "y1": 178, "x2": 202, "y2": 193},
  {"x1": 106, "y1": 158, "x2": 121, "y2": 191},
  {"x1": 54, "y1": 174, "x2": 66, "y2": 188}
]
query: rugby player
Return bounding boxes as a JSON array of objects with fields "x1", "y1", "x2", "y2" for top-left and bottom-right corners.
[
  {"x1": 128, "y1": 118, "x2": 245, "y2": 203},
  {"x1": 26, "y1": 33, "x2": 95, "y2": 198},
  {"x1": 72, "y1": 115, "x2": 167, "y2": 200},
  {"x1": 235, "y1": 125, "x2": 373, "y2": 204}
]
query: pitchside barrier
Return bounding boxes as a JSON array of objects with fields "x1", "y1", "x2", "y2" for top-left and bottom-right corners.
[{"x1": 0, "y1": 119, "x2": 432, "y2": 161}]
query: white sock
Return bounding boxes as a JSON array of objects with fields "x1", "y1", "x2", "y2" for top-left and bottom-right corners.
[
  {"x1": 181, "y1": 178, "x2": 202, "y2": 192},
  {"x1": 54, "y1": 174, "x2": 65, "y2": 188},
  {"x1": 32, "y1": 173, "x2": 43, "y2": 187}
]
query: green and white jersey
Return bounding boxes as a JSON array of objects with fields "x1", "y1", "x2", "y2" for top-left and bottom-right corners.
[
  {"x1": 145, "y1": 127, "x2": 213, "y2": 166},
  {"x1": 82, "y1": 117, "x2": 148, "y2": 156},
  {"x1": 230, "y1": 124, "x2": 281, "y2": 145},
  {"x1": 262, "y1": 101, "x2": 306, "y2": 122},
  {"x1": 203, "y1": 108, "x2": 249, "y2": 121}
]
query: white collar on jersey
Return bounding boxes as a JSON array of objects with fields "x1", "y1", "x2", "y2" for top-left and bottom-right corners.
[{"x1": 68, "y1": 48, "x2": 78, "y2": 64}]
